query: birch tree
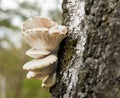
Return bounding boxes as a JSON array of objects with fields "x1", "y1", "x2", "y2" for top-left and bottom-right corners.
[{"x1": 51, "y1": 0, "x2": 120, "y2": 98}]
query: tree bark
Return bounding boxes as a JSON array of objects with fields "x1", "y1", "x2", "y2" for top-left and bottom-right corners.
[{"x1": 51, "y1": 0, "x2": 120, "y2": 98}]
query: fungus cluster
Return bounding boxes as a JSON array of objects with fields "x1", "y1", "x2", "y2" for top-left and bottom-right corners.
[{"x1": 22, "y1": 16, "x2": 67, "y2": 88}]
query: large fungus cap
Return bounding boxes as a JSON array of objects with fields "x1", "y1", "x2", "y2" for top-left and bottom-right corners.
[{"x1": 22, "y1": 16, "x2": 67, "y2": 51}]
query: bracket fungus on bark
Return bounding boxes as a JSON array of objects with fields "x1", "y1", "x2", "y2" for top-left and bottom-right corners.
[{"x1": 21, "y1": 16, "x2": 67, "y2": 89}]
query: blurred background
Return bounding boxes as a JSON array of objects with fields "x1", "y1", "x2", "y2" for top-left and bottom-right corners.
[{"x1": 0, "y1": 0, "x2": 62, "y2": 98}]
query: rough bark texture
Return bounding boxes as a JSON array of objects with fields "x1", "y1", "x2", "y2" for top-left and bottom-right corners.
[{"x1": 51, "y1": 0, "x2": 120, "y2": 98}]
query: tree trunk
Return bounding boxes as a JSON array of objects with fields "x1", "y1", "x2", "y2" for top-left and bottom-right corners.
[{"x1": 51, "y1": 0, "x2": 120, "y2": 98}]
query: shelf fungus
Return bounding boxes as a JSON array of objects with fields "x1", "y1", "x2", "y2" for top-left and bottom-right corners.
[{"x1": 21, "y1": 16, "x2": 67, "y2": 89}]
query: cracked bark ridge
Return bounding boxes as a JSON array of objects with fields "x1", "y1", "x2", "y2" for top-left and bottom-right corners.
[{"x1": 51, "y1": 0, "x2": 120, "y2": 98}]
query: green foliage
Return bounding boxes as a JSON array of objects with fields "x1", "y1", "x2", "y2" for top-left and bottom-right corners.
[
  {"x1": 48, "y1": 9, "x2": 62, "y2": 24},
  {"x1": 0, "y1": 0, "x2": 61, "y2": 98},
  {"x1": 0, "y1": 19, "x2": 18, "y2": 30},
  {"x1": 21, "y1": 79, "x2": 50, "y2": 98}
]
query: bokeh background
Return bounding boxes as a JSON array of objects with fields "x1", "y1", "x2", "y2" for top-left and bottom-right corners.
[{"x1": 0, "y1": 0, "x2": 62, "y2": 98}]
